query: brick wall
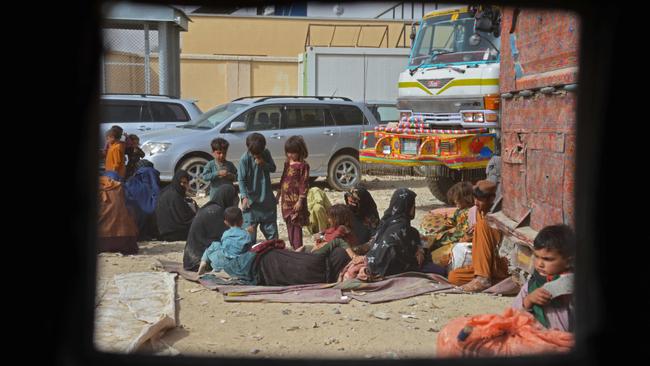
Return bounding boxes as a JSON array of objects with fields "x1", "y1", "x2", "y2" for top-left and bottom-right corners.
[{"x1": 499, "y1": 8, "x2": 579, "y2": 230}]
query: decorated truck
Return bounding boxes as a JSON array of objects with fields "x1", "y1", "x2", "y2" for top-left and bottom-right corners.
[{"x1": 359, "y1": 5, "x2": 502, "y2": 203}]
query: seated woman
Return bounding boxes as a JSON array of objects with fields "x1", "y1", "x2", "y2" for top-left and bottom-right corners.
[
  {"x1": 344, "y1": 186, "x2": 380, "y2": 245},
  {"x1": 155, "y1": 170, "x2": 198, "y2": 241},
  {"x1": 306, "y1": 187, "x2": 331, "y2": 235},
  {"x1": 421, "y1": 182, "x2": 476, "y2": 267},
  {"x1": 448, "y1": 180, "x2": 509, "y2": 292},
  {"x1": 97, "y1": 172, "x2": 139, "y2": 255},
  {"x1": 183, "y1": 185, "x2": 239, "y2": 271},
  {"x1": 365, "y1": 188, "x2": 425, "y2": 279},
  {"x1": 123, "y1": 159, "x2": 161, "y2": 241}
]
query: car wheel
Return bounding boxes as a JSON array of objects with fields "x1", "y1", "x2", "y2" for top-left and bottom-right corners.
[
  {"x1": 179, "y1": 157, "x2": 209, "y2": 195},
  {"x1": 327, "y1": 154, "x2": 361, "y2": 191}
]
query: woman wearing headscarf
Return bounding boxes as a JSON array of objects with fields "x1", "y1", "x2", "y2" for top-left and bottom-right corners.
[
  {"x1": 97, "y1": 173, "x2": 139, "y2": 255},
  {"x1": 344, "y1": 186, "x2": 380, "y2": 244},
  {"x1": 183, "y1": 185, "x2": 239, "y2": 271},
  {"x1": 124, "y1": 159, "x2": 161, "y2": 240},
  {"x1": 365, "y1": 188, "x2": 425, "y2": 278},
  {"x1": 155, "y1": 170, "x2": 198, "y2": 241}
]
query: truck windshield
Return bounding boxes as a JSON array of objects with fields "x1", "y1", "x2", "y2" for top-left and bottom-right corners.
[{"x1": 409, "y1": 15, "x2": 500, "y2": 68}]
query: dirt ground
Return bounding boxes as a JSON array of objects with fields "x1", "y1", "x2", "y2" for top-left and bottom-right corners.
[{"x1": 96, "y1": 175, "x2": 513, "y2": 359}]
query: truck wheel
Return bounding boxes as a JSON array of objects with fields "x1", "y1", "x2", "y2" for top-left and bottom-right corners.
[
  {"x1": 426, "y1": 176, "x2": 456, "y2": 204},
  {"x1": 327, "y1": 154, "x2": 361, "y2": 191},
  {"x1": 179, "y1": 157, "x2": 209, "y2": 196}
]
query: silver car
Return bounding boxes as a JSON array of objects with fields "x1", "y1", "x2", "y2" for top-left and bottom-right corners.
[
  {"x1": 138, "y1": 96, "x2": 380, "y2": 192},
  {"x1": 99, "y1": 94, "x2": 202, "y2": 138}
]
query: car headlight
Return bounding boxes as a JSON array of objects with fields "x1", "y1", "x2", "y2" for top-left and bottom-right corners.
[{"x1": 142, "y1": 142, "x2": 171, "y2": 156}]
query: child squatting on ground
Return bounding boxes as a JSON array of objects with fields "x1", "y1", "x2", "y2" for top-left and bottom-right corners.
[{"x1": 512, "y1": 224, "x2": 576, "y2": 331}]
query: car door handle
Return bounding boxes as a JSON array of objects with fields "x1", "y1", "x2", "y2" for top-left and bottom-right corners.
[
  {"x1": 138, "y1": 126, "x2": 151, "y2": 131},
  {"x1": 322, "y1": 130, "x2": 336, "y2": 136},
  {"x1": 270, "y1": 134, "x2": 283, "y2": 139}
]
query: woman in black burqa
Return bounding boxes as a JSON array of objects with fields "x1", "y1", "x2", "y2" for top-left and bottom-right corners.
[
  {"x1": 365, "y1": 188, "x2": 425, "y2": 278},
  {"x1": 344, "y1": 186, "x2": 380, "y2": 245},
  {"x1": 155, "y1": 170, "x2": 198, "y2": 241},
  {"x1": 183, "y1": 184, "x2": 239, "y2": 271}
]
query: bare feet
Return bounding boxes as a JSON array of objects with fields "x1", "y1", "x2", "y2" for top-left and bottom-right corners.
[{"x1": 295, "y1": 245, "x2": 306, "y2": 252}]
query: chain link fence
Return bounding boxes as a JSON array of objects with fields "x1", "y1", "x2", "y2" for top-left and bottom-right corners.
[{"x1": 101, "y1": 24, "x2": 166, "y2": 95}]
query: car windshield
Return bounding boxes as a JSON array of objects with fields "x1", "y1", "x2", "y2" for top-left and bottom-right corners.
[
  {"x1": 181, "y1": 103, "x2": 248, "y2": 129},
  {"x1": 409, "y1": 15, "x2": 499, "y2": 67}
]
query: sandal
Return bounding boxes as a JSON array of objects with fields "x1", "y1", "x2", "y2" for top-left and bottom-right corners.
[{"x1": 460, "y1": 276, "x2": 492, "y2": 293}]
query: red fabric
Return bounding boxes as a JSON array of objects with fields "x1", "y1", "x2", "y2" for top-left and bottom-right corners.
[
  {"x1": 249, "y1": 239, "x2": 285, "y2": 254},
  {"x1": 338, "y1": 255, "x2": 370, "y2": 282},
  {"x1": 322, "y1": 225, "x2": 359, "y2": 247},
  {"x1": 436, "y1": 308, "x2": 574, "y2": 357}
]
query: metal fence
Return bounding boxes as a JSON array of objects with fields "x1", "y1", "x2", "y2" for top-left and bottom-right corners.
[{"x1": 101, "y1": 24, "x2": 165, "y2": 95}]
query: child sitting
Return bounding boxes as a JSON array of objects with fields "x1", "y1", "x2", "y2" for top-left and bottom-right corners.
[
  {"x1": 311, "y1": 204, "x2": 360, "y2": 256},
  {"x1": 124, "y1": 133, "x2": 145, "y2": 179},
  {"x1": 424, "y1": 181, "x2": 476, "y2": 267},
  {"x1": 512, "y1": 224, "x2": 576, "y2": 332},
  {"x1": 197, "y1": 207, "x2": 257, "y2": 284},
  {"x1": 201, "y1": 138, "x2": 238, "y2": 201}
]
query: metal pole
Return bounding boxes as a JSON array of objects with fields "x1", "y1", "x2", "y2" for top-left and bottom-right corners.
[
  {"x1": 159, "y1": 22, "x2": 168, "y2": 96},
  {"x1": 144, "y1": 23, "x2": 151, "y2": 94},
  {"x1": 411, "y1": 2, "x2": 414, "y2": 20},
  {"x1": 100, "y1": 50, "x2": 106, "y2": 93}
]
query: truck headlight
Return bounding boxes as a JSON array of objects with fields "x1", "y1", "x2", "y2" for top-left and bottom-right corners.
[{"x1": 142, "y1": 142, "x2": 171, "y2": 156}]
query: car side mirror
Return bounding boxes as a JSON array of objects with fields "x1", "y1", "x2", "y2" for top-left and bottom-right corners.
[{"x1": 228, "y1": 121, "x2": 247, "y2": 132}]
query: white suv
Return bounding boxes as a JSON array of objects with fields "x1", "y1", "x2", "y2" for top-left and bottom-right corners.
[{"x1": 99, "y1": 94, "x2": 202, "y2": 137}]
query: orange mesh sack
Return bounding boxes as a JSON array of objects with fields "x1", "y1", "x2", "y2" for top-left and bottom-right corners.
[{"x1": 436, "y1": 308, "x2": 574, "y2": 357}]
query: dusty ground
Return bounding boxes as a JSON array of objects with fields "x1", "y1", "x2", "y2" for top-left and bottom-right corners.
[{"x1": 96, "y1": 175, "x2": 513, "y2": 359}]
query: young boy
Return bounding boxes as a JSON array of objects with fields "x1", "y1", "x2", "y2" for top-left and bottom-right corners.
[
  {"x1": 197, "y1": 207, "x2": 257, "y2": 284},
  {"x1": 104, "y1": 126, "x2": 126, "y2": 179},
  {"x1": 201, "y1": 138, "x2": 238, "y2": 200},
  {"x1": 237, "y1": 133, "x2": 278, "y2": 243},
  {"x1": 512, "y1": 224, "x2": 576, "y2": 332}
]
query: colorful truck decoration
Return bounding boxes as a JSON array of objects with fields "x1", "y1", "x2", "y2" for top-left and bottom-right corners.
[{"x1": 360, "y1": 5, "x2": 502, "y2": 203}]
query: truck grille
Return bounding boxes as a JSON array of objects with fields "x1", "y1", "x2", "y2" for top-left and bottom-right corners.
[{"x1": 414, "y1": 113, "x2": 463, "y2": 126}]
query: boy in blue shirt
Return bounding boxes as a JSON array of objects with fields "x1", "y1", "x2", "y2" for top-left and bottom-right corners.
[
  {"x1": 237, "y1": 133, "x2": 278, "y2": 243},
  {"x1": 198, "y1": 207, "x2": 257, "y2": 284},
  {"x1": 201, "y1": 138, "x2": 237, "y2": 201}
]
